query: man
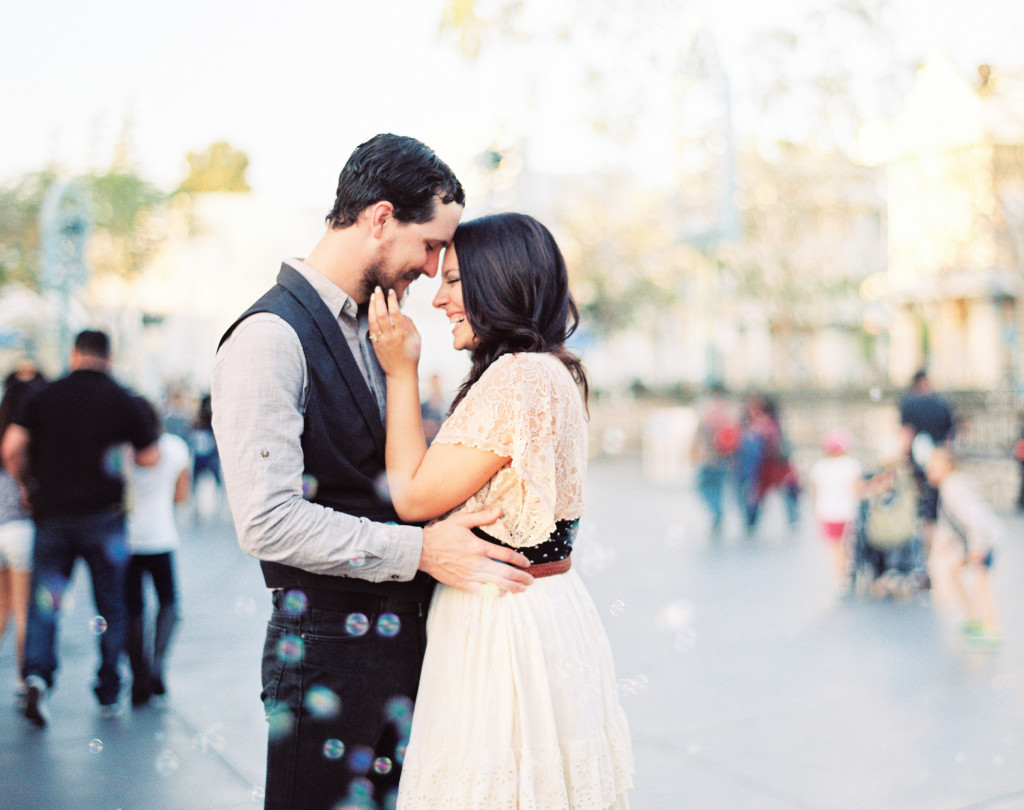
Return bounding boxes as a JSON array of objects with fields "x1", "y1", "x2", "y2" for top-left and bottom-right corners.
[
  {"x1": 899, "y1": 368, "x2": 956, "y2": 563},
  {"x1": 211, "y1": 134, "x2": 533, "y2": 810},
  {"x1": 2, "y1": 329, "x2": 159, "y2": 726}
]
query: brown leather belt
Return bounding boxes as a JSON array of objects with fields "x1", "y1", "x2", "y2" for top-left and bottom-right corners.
[{"x1": 523, "y1": 556, "x2": 571, "y2": 579}]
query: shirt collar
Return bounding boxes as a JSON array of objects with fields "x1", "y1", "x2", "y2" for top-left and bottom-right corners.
[{"x1": 284, "y1": 258, "x2": 359, "y2": 320}]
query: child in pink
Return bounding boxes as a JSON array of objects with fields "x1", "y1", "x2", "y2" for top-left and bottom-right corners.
[{"x1": 809, "y1": 429, "x2": 863, "y2": 590}]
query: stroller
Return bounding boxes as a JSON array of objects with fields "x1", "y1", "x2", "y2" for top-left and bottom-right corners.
[{"x1": 849, "y1": 465, "x2": 928, "y2": 597}]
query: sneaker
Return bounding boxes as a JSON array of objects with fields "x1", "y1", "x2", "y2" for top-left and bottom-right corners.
[
  {"x1": 967, "y1": 627, "x2": 1003, "y2": 647},
  {"x1": 99, "y1": 701, "x2": 125, "y2": 719},
  {"x1": 23, "y1": 675, "x2": 49, "y2": 728}
]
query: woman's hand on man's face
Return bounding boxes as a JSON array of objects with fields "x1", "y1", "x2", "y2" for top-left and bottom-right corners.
[{"x1": 368, "y1": 286, "x2": 421, "y2": 376}]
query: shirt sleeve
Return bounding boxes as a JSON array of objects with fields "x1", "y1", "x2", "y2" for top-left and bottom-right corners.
[
  {"x1": 211, "y1": 313, "x2": 422, "y2": 582},
  {"x1": 123, "y1": 389, "x2": 160, "y2": 450}
]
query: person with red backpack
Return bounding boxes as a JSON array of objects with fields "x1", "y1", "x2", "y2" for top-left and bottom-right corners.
[
  {"x1": 738, "y1": 393, "x2": 801, "y2": 536},
  {"x1": 692, "y1": 382, "x2": 742, "y2": 538}
]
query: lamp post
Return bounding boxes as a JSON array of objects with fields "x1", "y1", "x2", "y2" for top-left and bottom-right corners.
[{"x1": 39, "y1": 178, "x2": 92, "y2": 372}]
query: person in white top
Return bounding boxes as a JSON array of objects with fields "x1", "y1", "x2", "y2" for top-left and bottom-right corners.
[
  {"x1": 369, "y1": 213, "x2": 633, "y2": 809},
  {"x1": 125, "y1": 397, "x2": 191, "y2": 706},
  {"x1": 926, "y1": 447, "x2": 1001, "y2": 645},
  {"x1": 809, "y1": 429, "x2": 863, "y2": 590}
]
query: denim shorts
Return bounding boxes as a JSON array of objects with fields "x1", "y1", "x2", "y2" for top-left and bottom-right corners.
[{"x1": 0, "y1": 519, "x2": 33, "y2": 571}]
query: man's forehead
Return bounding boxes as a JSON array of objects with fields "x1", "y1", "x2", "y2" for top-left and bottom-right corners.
[{"x1": 420, "y1": 199, "x2": 463, "y2": 242}]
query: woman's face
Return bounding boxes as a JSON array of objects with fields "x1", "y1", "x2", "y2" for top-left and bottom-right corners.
[{"x1": 432, "y1": 246, "x2": 477, "y2": 351}]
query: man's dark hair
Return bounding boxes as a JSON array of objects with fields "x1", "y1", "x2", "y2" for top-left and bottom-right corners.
[
  {"x1": 74, "y1": 329, "x2": 111, "y2": 359},
  {"x1": 325, "y1": 134, "x2": 465, "y2": 228},
  {"x1": 911, "y1": 369, "x2": 928, "y2": 386}
]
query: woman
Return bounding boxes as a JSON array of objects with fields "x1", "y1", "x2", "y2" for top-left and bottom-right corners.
[
  {"x1": 125, "y1": 397, "x2": 191, "y2": 706},
  {"x1": 369, "y1": 213, "x2": 633, "y2": 808},
  {"x1": 0, "y1": 365, "x2": 47, "y2": 701}
]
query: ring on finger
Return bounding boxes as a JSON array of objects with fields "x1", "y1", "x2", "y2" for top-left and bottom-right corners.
[{"x1": 369, "y1": 332, "x2": 381, "y2": 342}]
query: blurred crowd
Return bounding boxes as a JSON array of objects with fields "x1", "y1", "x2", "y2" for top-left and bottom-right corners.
[
  {"x1": 690, "y1": 369, "x2": 1004, "y2": 646},
  {"x1": 0, "y1": 330, "x2": 223, "y2": 725}
]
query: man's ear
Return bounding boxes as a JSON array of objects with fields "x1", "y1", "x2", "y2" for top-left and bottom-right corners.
[{"x1": 368, "y1": 201, "x2": 394, "y2": 239}]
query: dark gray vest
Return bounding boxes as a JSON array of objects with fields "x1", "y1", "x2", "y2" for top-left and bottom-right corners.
[{"x1": 219, "y1": 264, "x2": 433, "y2": 600}]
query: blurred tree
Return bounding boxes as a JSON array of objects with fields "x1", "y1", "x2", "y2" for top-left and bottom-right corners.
[
  {"x1": 744, "y1": 0, "x2": 909, "y2": 154},
  {"x1": 178, "y1": 142, "x2": 251, "y2": 193},
  {"x1": 0, "y1": 162, "x2": 169, "y2": 287},
  {"x1": 0, "y1": 170, "x2": 58, "y2": 287},
  {"x1": 88, "y1": 168, "x2": 169, "y2": 278}
]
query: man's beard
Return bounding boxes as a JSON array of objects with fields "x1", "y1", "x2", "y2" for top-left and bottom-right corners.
[{"x1": 358, "y1": 260, "x2": 418, "y2": 303}]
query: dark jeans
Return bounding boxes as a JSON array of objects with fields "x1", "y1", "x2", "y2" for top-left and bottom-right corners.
[
  {"x1": 126, "y1": 552, "x2": 177, "y2": 618},
  {"x1": 23, "y1": 508, "x2": 129, "y2": 705},
  {"x1": 697, "y1": 463, "x2": 730, "y2": 531},
  {"x1": 126, "y1": 552, "x2": 178, "y2": 692},
  {"x1": 261, "y1": 601, "x2": 427, "y2": 810}
]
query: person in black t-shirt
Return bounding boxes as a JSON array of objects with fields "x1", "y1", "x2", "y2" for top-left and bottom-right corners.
[
  {"x1": 899, "y1": 368, "x2": 955, "y2": 567},
  {"x1": 1, "y1": 329, "x2": 159, "y2": 726}
]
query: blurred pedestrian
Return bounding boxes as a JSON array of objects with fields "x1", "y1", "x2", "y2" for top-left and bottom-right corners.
[
  {"x1": 691, "y1": 381, "x2": 741, "y2": 538},
  {"x1": 1, "y1": 330, "x2": 159, "y2": 726},
  {"x1": 162, "y1": 386, "x2": 193, "y2": 443},
  {"x1": 419, "y1": 372, "x2": 448, "y2": 445},
  {"x1": 808, "y1": 428, "x2": 862, "y2": 590},
  {"x1": 189, "y1": 393, "x2": 220, "y2": 491},
  {"x1": 125, "y1": 397, "x2": 191, "y2": 707},
  {"x1": 739, "y1": 393, "x2": 799, "y2": 534},
  {"x1": 899, "y1": 368, "x2": 955, "y2": 562},
  {"x1": 0, "y1": 364, "x2": 47, "y2": 702},
  {"x1": 1013, "y1": 409, "x2": 1024, "y2": 513},
  {"x1": 925, "y1": 447, "x2": 1001, "y2": 645}
]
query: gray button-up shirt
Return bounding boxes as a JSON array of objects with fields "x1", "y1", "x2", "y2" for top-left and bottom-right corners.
[{"x1": 211, "y1": 259, "x2": 421, "y2": 582}]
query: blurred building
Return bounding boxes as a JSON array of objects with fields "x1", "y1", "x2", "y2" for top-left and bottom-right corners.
[
  {"x1": 82, "y1": 191, "x2": 323, "y2": 398},
  {"x1": 880, "y1": 58, "x2": 1024, "y2": 390}
]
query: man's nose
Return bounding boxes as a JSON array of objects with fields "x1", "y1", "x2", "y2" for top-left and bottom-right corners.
[{"x1": 422, "y1": 252, "x2": 440, "y2": 278}]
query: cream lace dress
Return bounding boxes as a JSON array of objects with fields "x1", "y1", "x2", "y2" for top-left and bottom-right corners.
[{"x1": 396, "y1": 352, "x2": 633, "y2": 810}]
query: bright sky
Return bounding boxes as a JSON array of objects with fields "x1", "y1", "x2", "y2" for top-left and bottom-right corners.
[{"x1": 3, "y1": 0, "x2": 1024, "y2": 208}]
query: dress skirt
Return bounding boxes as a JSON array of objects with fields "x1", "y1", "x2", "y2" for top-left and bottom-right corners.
[{"x1": 396, "y1": 569, "x2": 633, "y2": 810}]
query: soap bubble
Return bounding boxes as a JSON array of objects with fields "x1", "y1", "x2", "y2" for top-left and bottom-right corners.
[
  {"x1": 276, "y1": 634, "x2": 305, "y2": 663},
  {"x1": 282, "y1": 589, "x2": 308, "y2": 616},
  {"x1": 322, "y1": 738, "x2": 345, "y2": 760},
  {"x1": 348, "y1": 745, "x2": 374, "y2": 775},
  {"x1": 601, "y1": 428, "x2": 626, "y2": 455},
  {"x1": 665, "y1": 523, "x2": 687, "y2": 547},
  {"x1": 234, "y1": 595, "x2": 258, "y2": 618},
  {"x1": 305, "y1": 686, "x2": 341, "y2": 719},
  {"x1": 376, "y1": 613, "x2": 401, "y2": 637},
  {"x1": 155, "y1": 748, "x2": 180, "y2": 776},
  {"x1": 658, "y1": 599, "x2": 696, "y2": 631},
  {"x1": 266, "y1": 702, "x2": 295, "y2": 740}
]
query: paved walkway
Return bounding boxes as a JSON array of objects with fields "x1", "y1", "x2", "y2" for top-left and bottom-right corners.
[{"x1": 1, "y1": 456, "x2": 1022, "y2": 809}]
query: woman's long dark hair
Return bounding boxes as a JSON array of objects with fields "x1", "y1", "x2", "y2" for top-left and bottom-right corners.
[{"x1": 447, "y1": 212, "x2": 589, "y2": 414}]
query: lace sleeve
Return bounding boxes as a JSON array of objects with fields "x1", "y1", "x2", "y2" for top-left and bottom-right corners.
[{"x1": 433, "y1": 354, "x2": 566, "y2": 545}]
